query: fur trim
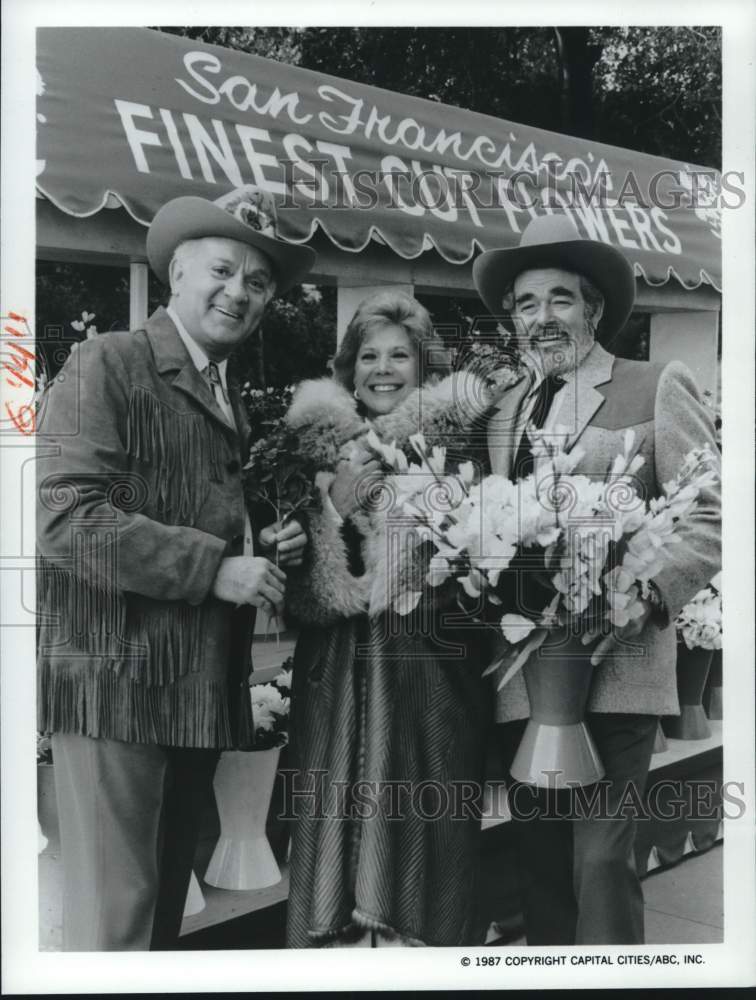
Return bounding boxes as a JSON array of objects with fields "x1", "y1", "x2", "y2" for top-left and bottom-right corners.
[
  {"x1": 284, "y1": 475, "x2": 371, "y2": 626},
  {"x1": 286, "y1": 378, "x2": 365, "y2": 471},
  {"x1": 287, "y1": 371, "x2": 491, "y2": 466},
  {"x1": 371, "y1": 370, "x2": 491, "y2": 449},
  {"x1": 284, "y1": 372, "x2": 491, "y2": 624}
]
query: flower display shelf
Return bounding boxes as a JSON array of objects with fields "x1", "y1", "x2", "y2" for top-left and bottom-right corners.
[{"x1": 38, "y1": 657, "x2": 723, "y2": 947}]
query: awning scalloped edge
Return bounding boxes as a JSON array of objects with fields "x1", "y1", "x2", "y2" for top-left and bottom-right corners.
[{"x1": 36, "y1": 184, "x2": 722, "y2": 296}]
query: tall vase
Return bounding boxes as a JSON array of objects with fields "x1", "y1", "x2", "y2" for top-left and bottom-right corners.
[
  {"x1": 663, "y1": 644, "x2": 713, "y2": 740},
  {"x1": 704, "y1": 649, "x2": 723, "y2": 721},
  {"x1": 509, "y1": 631, "x2": 604, "y2": 789},
  {"x1": 183, "y1": 871, "x2": 205, "y2": 917},
  {"x1": 204, "y1": 747, "x2": 282, "y2": 891}
]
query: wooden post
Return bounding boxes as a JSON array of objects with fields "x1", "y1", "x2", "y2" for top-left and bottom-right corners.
[{"x1": 129, "y1": 261, "x2": 149, "y2": 328}]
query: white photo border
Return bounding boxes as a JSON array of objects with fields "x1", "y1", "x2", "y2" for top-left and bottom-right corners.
[{"x1": 2, "y1": 0, "x2": 754, "y2": 991}]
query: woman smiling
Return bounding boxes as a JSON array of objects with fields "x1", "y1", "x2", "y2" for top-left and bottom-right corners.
[{"x1": 282, "y1": 290, "x2": 495, "y2": 948}]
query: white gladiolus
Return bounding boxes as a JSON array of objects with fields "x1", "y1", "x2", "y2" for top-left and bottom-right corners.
[{"x1": 500, "y1": 614, "x2": 537, "y2": 643}]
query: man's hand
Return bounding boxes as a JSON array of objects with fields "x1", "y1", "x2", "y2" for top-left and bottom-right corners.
[
  {"x1": 582, "y1": 602, "x2": 654, "y2": 667},
  {"x1": 258, "y1": 519, "x2": 307, "y2": 567},
  {"x1": 329, "y1": 446, "x2": 382, "y2": 518},
  {"x1": 211, "y1": 556, "x2": 286, "y2": 614}
]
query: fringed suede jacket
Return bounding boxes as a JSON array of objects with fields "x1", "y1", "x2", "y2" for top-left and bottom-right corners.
[
  {"x1": 283, "y1": 370, "x2": 492, "y2": 628},
  {"x1": 36, "y1": 308, "x2": 256, "y2": 749}
]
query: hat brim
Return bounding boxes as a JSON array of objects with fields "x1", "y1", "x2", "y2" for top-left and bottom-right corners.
[
  {"x1": 146, "y1": 196, "x2": 316, "y2": 293},
  {"x1": 472, "y1": 239, "x2": 636, "y2": 340}
]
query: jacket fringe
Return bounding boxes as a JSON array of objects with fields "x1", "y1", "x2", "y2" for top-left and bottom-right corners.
[
  {"x1": 38, "y1": 557, "x2": 206, "y2": 687},
  {"x1": 38, "y1": 556, "x2": 127, "y2": 649},
  {"x1": 126, "y1": 385, "x2": 225, "y2": 524},
  {"x1": 37, "y1": 661, "x2": 234, "y2": 748}
]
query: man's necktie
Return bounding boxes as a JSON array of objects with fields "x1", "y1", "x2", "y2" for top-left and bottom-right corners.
[
  {"x1": 206, "y1": 361, "x2": 230, "y2": 405},
  {"x1": 511, "y1": 374, "x2": 566, "y2": 480}
]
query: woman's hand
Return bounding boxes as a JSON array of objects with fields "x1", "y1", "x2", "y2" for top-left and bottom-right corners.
[{"x1": 329, "y1": 445, "x2": 382, "y2": 518}]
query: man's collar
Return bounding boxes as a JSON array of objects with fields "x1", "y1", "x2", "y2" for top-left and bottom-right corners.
[
  {"x1": 166, "y1": 305, "x2": 228, "y2": 384},
  {"x1": 141, "y1": 307, "x2": 188, "y2": 374},
  {"x1": 572, "y1": 341, "x2": 614, "y2": 388}
]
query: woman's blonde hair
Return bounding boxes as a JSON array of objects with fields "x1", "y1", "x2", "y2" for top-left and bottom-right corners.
[{"x1": 332, "y1": 290, "x2": 449, "y2": 391}]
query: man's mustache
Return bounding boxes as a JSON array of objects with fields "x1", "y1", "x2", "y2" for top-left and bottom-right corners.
[{"x1": 529, "y1": 321, "x2": 570, "y2": 340}]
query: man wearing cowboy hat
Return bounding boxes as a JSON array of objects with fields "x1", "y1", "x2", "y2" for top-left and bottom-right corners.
[
  {"x1": 37, "y1": 185, "x2": 315, "y2": 950},
  {"x1": 473, "y1": 213, "x2": 720, "y2": 945}
]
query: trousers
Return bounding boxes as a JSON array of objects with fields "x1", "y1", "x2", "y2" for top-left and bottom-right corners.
[
  {"x1": 51, "y1": 733, "x2": 219, "y2": 951},
  {"x1": 498, "y1": 712, "x2": 658, "y2": 945}
]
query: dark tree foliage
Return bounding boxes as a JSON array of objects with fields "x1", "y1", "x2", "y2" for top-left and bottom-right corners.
[
  {"x1": 299, "y1": 27, "x2": 565, "y2": 132},
  {"x1": 153, "y1": 25, "x2": 302, "y2": 65},
  {"x1": 296, "y1": 25, "x2": 720, "y2": 166},
  {"x1": 234, "y1": 285, "x2": 337, "y2": 389},
  {"x1": 36, "y1": 260, "x2": 336, "y2": 388},
  {"x1": 36, "y1": 261, "x2": 131, "y2": 378},
  {"x1": 590, "y1": 27, "x2": 721, "y2": 168}
]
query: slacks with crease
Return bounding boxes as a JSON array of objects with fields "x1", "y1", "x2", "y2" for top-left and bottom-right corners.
[
  {"x1": 51, "y1": 732, "x2": 219, "y2": 951},
  {"x1": 498, "y1": 712, "x2": 658, "y2": 945}
]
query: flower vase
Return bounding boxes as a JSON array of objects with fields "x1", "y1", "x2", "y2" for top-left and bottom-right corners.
[
  {"x1": 705, "y1": 649, "x2": 723, "y2": 721},
  {"x1": 204, "y1": 747, "x2": 282, "y2": 891},
  {"x1": 509, "y1": 631, "x2": 604, "y2": 789},
  {"x1": 663, "y1": 644, "x2": 713, "y2": 740},
  {"x1": 183, "y1": 871, "x2": 205, "y2": 917}
]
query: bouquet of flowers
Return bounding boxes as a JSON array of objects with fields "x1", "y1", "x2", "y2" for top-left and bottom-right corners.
[
  {"x1": 361, "y1": 428, "x2": 480, "y2": 615},
  {"x1": 241, "y1": 384, "x2": 293, "y2": 441},
  {"x1": 249, "y1": 659, "x2": 292, "y2": 751},
  {"x1": 374, "y1": 427, "x2": 719, "y2": 686},
  {"x1": 676, "y1": 582, "x2": 722, "y2": 651},
  {"x1": 453, "y1": 326, "x2": 523, "y2": 397},
  {"x1": 243, "y1": 387, "x2": 318, "y2": 530}
]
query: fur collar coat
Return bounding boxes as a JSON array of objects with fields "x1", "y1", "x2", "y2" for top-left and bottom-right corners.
[{"x1": 284, "y1": 371, "x2": 491, "y2": 627}]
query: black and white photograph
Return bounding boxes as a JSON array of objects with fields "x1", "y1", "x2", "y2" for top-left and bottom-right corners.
[{"x1": 1, "y1": 0, "x2": 754, "y2": 992}]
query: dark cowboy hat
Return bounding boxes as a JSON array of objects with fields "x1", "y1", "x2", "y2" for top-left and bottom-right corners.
[
  {"x1": 472, "y1": 213, "x2": 636, "y2": 339},
  {"x1": 147, "y1": 185, "x2": 316, "y2": 293}
]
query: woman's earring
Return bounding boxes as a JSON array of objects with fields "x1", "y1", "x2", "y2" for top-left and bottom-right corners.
[{"x1": 353, "y1": 389, "x2": 360, "y2": 401}]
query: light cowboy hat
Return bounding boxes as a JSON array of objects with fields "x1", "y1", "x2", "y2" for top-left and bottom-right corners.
[
  {"x1": 472, "y1": 213, "x2": 636, "y2": 339},
  {"x1": 147, "y1": 185, "x2": 316, "y2": 293}
]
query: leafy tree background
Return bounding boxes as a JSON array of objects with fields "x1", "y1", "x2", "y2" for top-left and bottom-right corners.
[{"x1": 37, "y1": 26, "x2": 719, "y2": 381}]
